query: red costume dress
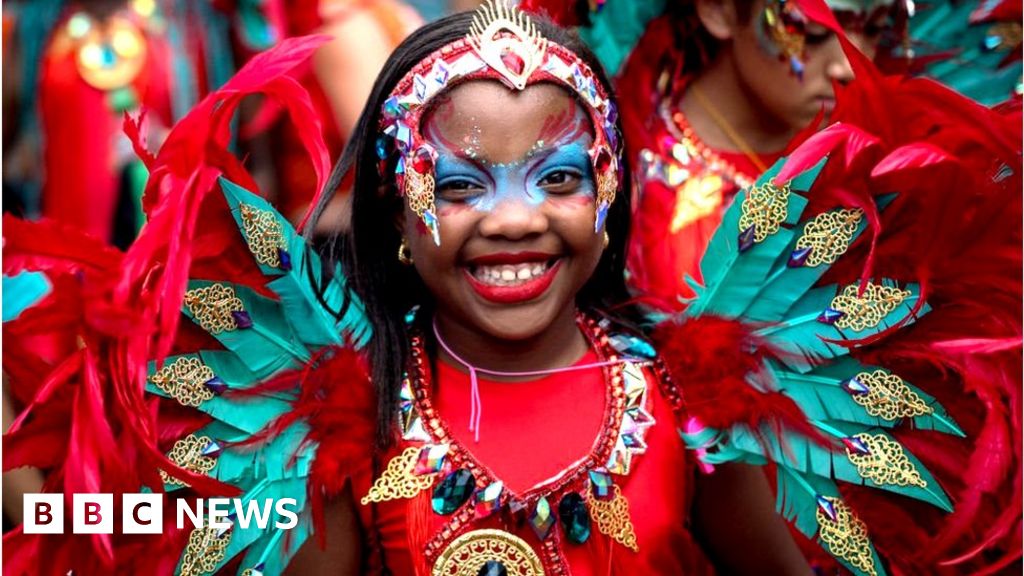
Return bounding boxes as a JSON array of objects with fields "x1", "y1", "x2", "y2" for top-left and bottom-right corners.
[
  {"x1": 626, "y1": 86, "x2": 780, "y2": 304},
  {"x1": 352, "y1": 340, "x2": 716, "y2": 574}
]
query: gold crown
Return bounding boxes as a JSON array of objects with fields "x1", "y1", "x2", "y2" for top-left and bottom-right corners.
[{"x1": 467, "y1": 0, "x2": 548, "y2": 90}]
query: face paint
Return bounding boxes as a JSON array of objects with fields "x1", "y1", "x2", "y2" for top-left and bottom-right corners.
[{"x1": 427, "y1": 98, "x2": 596, "y2": 215}]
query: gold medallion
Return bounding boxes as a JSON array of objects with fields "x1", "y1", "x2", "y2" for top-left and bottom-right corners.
[{"x1": 432, "y1": 529, "x2": 544, "y2": 576}]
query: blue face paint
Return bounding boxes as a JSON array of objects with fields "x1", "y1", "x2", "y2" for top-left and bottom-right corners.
[{"x1": 433, "y1": 137, "x2": 596, "y2": 214}]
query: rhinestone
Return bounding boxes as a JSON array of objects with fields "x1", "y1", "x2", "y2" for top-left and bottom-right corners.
[
  {"x1": 277, "y1": 248, "x2": 292, "y2": 271},
  {"x1": 528, "y1": 497, "x2": 556, "y2": 540},
  {"x1": 816, "y1": 495, "x2": 837, "y2": 521},
  {"x1": 431, "y1": 469, "x2": 475, "y2": 515},
  {"x1": 558, "y1": 493, "x2": 591, "y2": 544},
  {"x1": 738, "y1": 225, "x2": 756, "y2": 252},
  {"x1": 203, "y1": 376, "x2": 228, "y2": 396},
  {"x1": 841, "y1": 377, "x2": 870, "y2": 395},
  {"x1": 594, "y1": 201, "x2": 609, "y2": 233},
  {"x1": 588, "y1": 470, "x2": 614, "y2": 501},
  {"x1": 413, "y1": 444, "x2": 448, "y2": 475},
  {"x1": 842, "y1": 436, "x2": 871, "y2": 455},
  {"x1": 788, "y1": 246, "x2": 812, "y2": 267},
  {"x1": 817, "y1": 308, "x2": 844, "y2": 325},
  {"x1": 231, "y1": 311, "x2": 253, "y2": 329},
  {"x1": 201, "y1": 440, "x2": 223, "y2": 457},
  {"x1": 383, "y1": 96, "x2": 402, "y2": 120},
  {"x1": 473, "y1": 481, "x2": 503, "y2": 517},
  {"x1": 414, "y1": 75, "x2": 428, "y2": 101},
  {"x1": 478, "y1": 560, "x2": 507, "y2": 576},
  {"x1": 424, "y1": 210, "x2": 441, "y2": 246}
]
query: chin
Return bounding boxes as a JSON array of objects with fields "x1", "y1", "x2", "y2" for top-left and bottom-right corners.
[{"x1": 470, "y1": 299, "x2": 564, "y2": 342}]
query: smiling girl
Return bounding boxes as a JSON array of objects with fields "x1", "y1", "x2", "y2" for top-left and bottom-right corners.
[
  {"x1": 293, "y1": 8, "x2": 807, "y2": 573},
  {"x1": 3, "y1": 1, "x2": 1018, "y2": 575}
]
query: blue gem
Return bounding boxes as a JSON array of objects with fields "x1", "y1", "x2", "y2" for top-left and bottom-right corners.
[
  {"x1": 842, "y1": 437, "x2": 871, "y2": 455},
  {"x1": 395, "y1": 125, "x2": 412, "y2": 153},
  {"x1": 607, "y1": 101, "x2": 618, "y2": 125},
  {"x1": 434, "y1": 61, "x2": 450, "y2": 85},
  {"x1": 841, "y1": 377, "x2": 870, "y2": 396},
  {"x1": 788, "y1": 246, "x2": 812, "y2": 267},
  {"x1": 789, "y1": 55, "x2": 804, "y2": 80},
  {"x1": 558, "y1": 492, "x2": 591, "y2": 544},
  {"x1": 478, "y1": 561, "x2": 507, "y2": 576},
  {"x1": 414, "y1": 75, "x2": 428, "y2": 101},
  {"x1": 816, "y1": 496, "x2": 837, "y2": 521},
  {"x1": 528, "y1": 497, "x2": 556, "y2": 540},
  {"x1": 231, "y1": 311, "x2": 253, "y2": 329},
  {"x1": 203, "y1": 376, "x2": 228, "y2": 396},
  {"x1": 395, "y1": 156, "x2": 406, "y2": 174},
  {"x1": 594, "y1": 201, "x2": 609, "y2": 233},
  {"x1": 588, "y1": 470, "x2": 614, "y2": 501},
  {"x1": 375, "y1": 136, "x2": 390, "y2": 160},
  {"x1": 383, "y1": 96, "x2": 401, "y2": 120},
  {"x1": 424, "y1": 210, "x2": 441, "y2": 246},
  {"x1": 817, "y1": 307, "x2": 843, "y2": 325},
  {"x1": 202, "y1": 440, "x2": 223, "y2": 457},
  {"x1": 277, "y1": 248, "x2": 292, "y2": 271},
  {"x1": 608, "y1": 334, "x2": 656, "y2": 359},
  {"x1": 431, "y1": 469, "x2": 475, "y2": 515},
  {"x1": 982, "y1": 34, "x2": 1003, "y2": 52},
  {"x1": 738, "y1": 225, "x2": 756, "y2": 252}
]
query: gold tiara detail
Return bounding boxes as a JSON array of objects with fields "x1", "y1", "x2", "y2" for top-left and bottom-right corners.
[{"x1": 468, "y1": 0, "x2": 548, "y2": 90}]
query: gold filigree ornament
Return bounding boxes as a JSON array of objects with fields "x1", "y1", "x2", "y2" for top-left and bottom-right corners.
[
  {"x1": 467, "y1": 0, "x2": 548, "y2": 91},
  {"x1": 179, "y1": 525, "x2": 232, "y2": 576},
  {"x1": 183, "y1": 284, "x2": 247, "y2": 334},
  {"x1": 149, "y1": 356, "x2": 216, "y2": 407},
  {"x1": 852, "y1": 370, "x2": 933, "y2": 420},
  {"x1": 239, "y1": 203, "x2": 285, "y2": 268},
  {"x1": 361, "y1": 446, "x2": 437, "y2": 504},
  {"x1": 161, "y1": 434, "x2": 218, "y2": 487},
  {"x1": 816, "y1": 496, "x2": 878, "y2": 576},
  {"x1": 432, "y1": 529, "x2": 544, "y2": 576},
  {"x1": 586, "y1": 485, "x2": 639, "y2": 552},
  {"x1": 830, "y1": 283, "x2": 912, "y2": 332},
  {"x1": 738, "y1": 180, "x2": 791, "y2": 243},
  {"x1": 794, "y1": 208, "x2": 864, "y2": 267},
  {"x1": 845, "y1": 433, "x2": 927, "y2": 488}
]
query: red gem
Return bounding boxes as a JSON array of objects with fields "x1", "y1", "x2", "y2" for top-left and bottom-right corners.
[
  {"x1": 500, "y1": 48, "x2": 525, "y2": 75},
  {"x1": 595, "y1": 148, "x2": 613, "y2": 173},
  {"x1": 412, "y1": 148, "x2": 434, "y2": 174}
]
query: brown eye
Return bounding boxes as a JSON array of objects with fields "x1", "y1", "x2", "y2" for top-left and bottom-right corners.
[
  {"x1": 438, "y1": 178, "x2": 485, "y2": 201},
  {"x1": 538, "y1": 169, "x2": 582, "y2": 193}
]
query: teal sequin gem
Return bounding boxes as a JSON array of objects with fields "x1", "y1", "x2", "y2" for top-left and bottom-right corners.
[
  {"x1": 558, "y1": 493, "x2": 591, "y2": 544},
  {"x1": 431, "y1": 469, "x2": 475, "y2": 515}
]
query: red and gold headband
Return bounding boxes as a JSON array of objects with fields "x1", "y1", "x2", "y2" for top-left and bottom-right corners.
[{"x1": 376, "y1": 0, "x2": 621, "y2": 245}]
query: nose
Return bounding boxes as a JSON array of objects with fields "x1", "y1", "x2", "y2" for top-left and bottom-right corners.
[
  {"x1": 824, "y1": 36, "x2": 856, "y2": 86},
  {"x1": 476, "y1": 196, "x2": 549, "y2": 241}
]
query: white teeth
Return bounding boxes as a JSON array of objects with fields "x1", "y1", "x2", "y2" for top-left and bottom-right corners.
[{"x1": 471, "y1": 261, "x2": 553, "y2": 286}]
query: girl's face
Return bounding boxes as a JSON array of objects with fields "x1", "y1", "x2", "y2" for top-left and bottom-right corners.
[{"x1": 401, "y1": 80, "x2": 605, "y2": 342}]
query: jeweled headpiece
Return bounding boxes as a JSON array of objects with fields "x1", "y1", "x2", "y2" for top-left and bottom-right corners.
[{"x1": 377, "y1": 0, "x2": 621, "y2": 246}]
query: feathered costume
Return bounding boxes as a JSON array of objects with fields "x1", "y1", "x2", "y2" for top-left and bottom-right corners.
[{"x1": 3, "y1": 7, "x2": 1021, "y2": 576}]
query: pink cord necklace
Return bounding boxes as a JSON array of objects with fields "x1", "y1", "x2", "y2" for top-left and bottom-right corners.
[{"x1": 431, "y1": 316, "x2": 637, "y2": 443}]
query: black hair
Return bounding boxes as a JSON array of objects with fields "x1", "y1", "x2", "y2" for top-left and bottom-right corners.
[{"x1": 308, "y1": 11, "x2": 639, "y2": 448}]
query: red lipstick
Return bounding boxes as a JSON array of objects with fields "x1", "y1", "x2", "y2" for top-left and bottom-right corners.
[{"x1": 463, "y1": 259, "x2": 562, "y2": 304}]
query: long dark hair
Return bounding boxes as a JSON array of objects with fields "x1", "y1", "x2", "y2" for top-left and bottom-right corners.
[{"x1": 309, "y1": 12, "x2": 638, "y2": 448}]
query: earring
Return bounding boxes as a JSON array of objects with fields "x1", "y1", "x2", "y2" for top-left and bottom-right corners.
[
  {"x1": 398, "y1": 239, "x2": 414, "y2": 265},
  {"x1": 602, "y1": 230, "x2": 610, "y2": 249}
]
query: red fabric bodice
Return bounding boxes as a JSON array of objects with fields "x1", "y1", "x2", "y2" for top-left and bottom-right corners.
[{"x1": 350, "y1": 354, "x2": 715, "y2": 575}]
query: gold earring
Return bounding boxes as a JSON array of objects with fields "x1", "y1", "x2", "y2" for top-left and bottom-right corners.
[
  {"x1": 398, "y1": 239, "x2": 414, "y2": 265},
  {"x1": 602, "y1": 230, "x2": 610, "y2": 249}
]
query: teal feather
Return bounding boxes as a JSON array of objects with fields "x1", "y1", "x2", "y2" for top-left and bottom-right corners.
[
  {"x1": 776, "y1": 468, "x2": 889, "y2": 576},
  {"x1": 219, "y1": 178, "x2": 371, "y2": 349},
  {"x1": 725, "y1": 422, "x2": 953, "y2": 511},
  {"x1": 755, "y1": 281, "x2": 927, "y2": 372},
  {"x1": 777, "y1": 359, "x2": 964, "y2": 437}
]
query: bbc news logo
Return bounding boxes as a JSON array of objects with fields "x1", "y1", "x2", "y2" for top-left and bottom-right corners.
[{"x1": 24, "y1": 494, "x2": 299, "y2": 534}]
